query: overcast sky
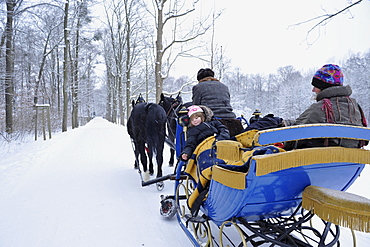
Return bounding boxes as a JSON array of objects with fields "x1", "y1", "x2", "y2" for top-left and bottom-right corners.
[{"x1": 172, "y1": 0, "x2": 370, "y2": 78}]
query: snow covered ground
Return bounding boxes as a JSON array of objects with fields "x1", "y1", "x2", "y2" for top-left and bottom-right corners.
[{"x1": 0, "y1": 117, "x2": 369, "y2": 247}]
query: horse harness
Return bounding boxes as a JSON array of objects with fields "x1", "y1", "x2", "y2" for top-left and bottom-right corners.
[{"x1": 165, "y1": 99, "x2": 182, "y2": 118}]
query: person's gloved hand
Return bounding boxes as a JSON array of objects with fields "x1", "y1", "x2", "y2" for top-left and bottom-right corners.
[{"x1": 282, "y1": 119, "x2": 295, "y2": 127}]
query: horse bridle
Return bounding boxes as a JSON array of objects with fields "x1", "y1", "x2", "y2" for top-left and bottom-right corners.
[
  {"x1": 161, "y1": 98, "x2": 182, "y2": 118},
  {"x1": 168, "y1": 100, "x2": 182, "y2": 118}
]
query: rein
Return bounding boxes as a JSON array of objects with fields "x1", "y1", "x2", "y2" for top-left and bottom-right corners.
[
  {"x1": 160, "y1": 99, "x2": 182, "y2": 143},
  {"x1": 162, "y1": 100, "x2": 181, "y2": 118}
]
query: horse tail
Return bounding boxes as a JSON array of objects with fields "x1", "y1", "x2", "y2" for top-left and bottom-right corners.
[{"x1": 146, "y1": 103, "x2": 166, "y2": 155}]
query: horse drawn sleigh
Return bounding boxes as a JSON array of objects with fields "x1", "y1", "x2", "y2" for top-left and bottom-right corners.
[{"x1": 129, "y1": 94, "x2": 370, "y2": 246}]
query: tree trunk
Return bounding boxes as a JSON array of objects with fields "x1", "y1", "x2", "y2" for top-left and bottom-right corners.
[
  {"x1": 5, "y1": 0, "x2": 16, "y2": 134},
  {"x1": 62, "y1": 0, "x2": 70, "y2": 132},
  {"x1": 105, "y1": 64, "x2": 113, "y2": 122},
  {"x1": 56, "y1": 48, "x2": 61, "y2": 115},
  {"x1": 155, "y1": 1, "x2": 164, "y2": 103},
  {"x1": 71, "y1": 16, "x2": 80, "y2": 129},
  {"x1": 117, "y1": 73, "x2": 122, "y2": 124},
  {"x1": 34, "y1": 31, "x2": 52, "y2": 105},
  {"x1": 125, "y1": 0, "x2": 131, "y2": 123}
]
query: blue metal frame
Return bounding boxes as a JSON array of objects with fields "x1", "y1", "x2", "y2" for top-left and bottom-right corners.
[
  {"x1": 174, "y1": 161, "x2": 201, "y2": 247},
  {"x1": 175, "y1": 123, "x2": 186, "y2": 157}
]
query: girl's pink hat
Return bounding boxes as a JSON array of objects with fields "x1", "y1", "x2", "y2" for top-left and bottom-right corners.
[{"x1": 187, "y1": 105, "x2": 203, "y2": 117}]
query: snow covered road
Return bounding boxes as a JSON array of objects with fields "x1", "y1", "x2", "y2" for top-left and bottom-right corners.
[
  {"x1": 0, "y1": 117, "x2": 187, "y2": 247},
  {"x1": 0, "y1": 117, "x2": 369, "y2": 246}
]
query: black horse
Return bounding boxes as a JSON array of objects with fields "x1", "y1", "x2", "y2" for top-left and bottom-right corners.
[
  {"x1": 127, "y1": 97, "x2": 167, "y2": 181},
  {"x1": 158, "y1": 93, "x2": 183, "y2": 166}
]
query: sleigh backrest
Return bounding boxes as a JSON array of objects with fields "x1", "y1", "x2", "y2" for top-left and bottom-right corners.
[{"x1": 254, "y1": 123, "x2": 370, "y2": 146}]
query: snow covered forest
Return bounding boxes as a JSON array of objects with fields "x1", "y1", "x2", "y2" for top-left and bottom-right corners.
[{"x1": 1, "y1": 0, "x2": 369, "y2": 140}]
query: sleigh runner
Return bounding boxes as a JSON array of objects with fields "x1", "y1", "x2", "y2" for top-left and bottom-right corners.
[{"x1": 161, "y1": 123, "x2": 370, "y2": 246}]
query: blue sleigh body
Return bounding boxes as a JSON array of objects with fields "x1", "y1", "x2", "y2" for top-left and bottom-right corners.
[
  {"x1": 204, "y1": 154, "x2": 365, "y2": 225},
  {"x1": 179, "y1": 124, "x2": 370, "y2": 225}
]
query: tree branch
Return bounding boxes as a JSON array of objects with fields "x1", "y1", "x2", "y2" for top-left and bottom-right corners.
[
  {"x1": 291, "y1": 0, "x2": 363, "y2": 47},
  {"x1": 308, "y1": 0, "x2": 361, "y2": 33},
  {"x1": 163, "y1": 7, "x2": 195, "y2": 26}
]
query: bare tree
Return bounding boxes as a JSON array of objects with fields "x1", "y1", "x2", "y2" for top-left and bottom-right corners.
[
  {"x1": 102, "y1": 0, "x2": 150, "y2": 123},
  {"x1": 4, "y1": 0, "x2": 16, "y2": 134},
  {"x1": 207, "y1": 9, "x2": 228, "y2": 81},
  {"x1": 34, "y1": 22, "x2": 63, "y2": 105},
  {"x1": 69, "y1": 0, "x2": 92, "y2": 128},
  {"x1": 124, "y1": 0, "x2": 131, "y2": 121},
  {"x1": 123, "y1": 0, "x2": 147, "y2": 119},
  {"x1": 70, "y1": 1, "x2": 81, "y2": 129},
  {"x1": 62, "y1": 0, "x2": 70, "y2": 132},
  {"x1": 102, "y1": 37, "x2": 114, "y2": 122},
  {"x1": 293, "y1": 0, "x2": 363, "y2": 46},
  {"x1": 149, "y1": 0, "x2": 214, "y2": 102},
  {"x1": 1, "y1": 0, "x2": 64, "y2": 135},
  {"x1": 103, "y1": 0, "x2": 127, "y2": 124},
  {"x1": 0, "y1": 0, "x2": 102, "y2": 137}
]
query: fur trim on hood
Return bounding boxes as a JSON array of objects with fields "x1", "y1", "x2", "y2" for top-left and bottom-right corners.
[
  {"x1": 198, "y1": 77, "x2": 219, "y2": 83},
  {"x1": 316, "y1": 85, "x2": 352, "y2": 101},
  {"x1": 198, "y1": 105, "x2": 214, "y2": 122}
]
